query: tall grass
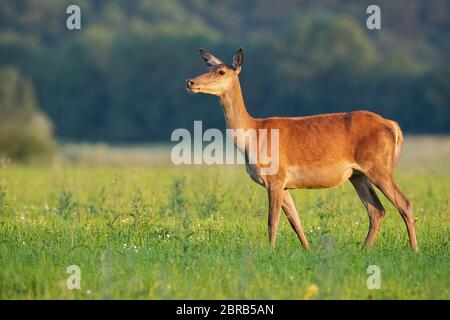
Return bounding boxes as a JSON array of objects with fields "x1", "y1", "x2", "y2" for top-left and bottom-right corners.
[{"x1": 0, "y1": 137, "x2": 448, "y2": 299}]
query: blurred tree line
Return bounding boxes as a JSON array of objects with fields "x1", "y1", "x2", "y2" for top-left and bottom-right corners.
[{"x1": 0, "y1": 0, "x2": 449, "y2": 157}]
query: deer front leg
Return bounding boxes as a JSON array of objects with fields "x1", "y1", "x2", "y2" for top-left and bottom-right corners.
[
  {"x1": 282, "y1": 190, "x2": 309, "y2": 250},
  {"x1": 267, "y1": 184, "x2": 283, "y2": 249}
]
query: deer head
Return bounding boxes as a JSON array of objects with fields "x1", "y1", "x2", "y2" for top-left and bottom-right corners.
[{"x1": 186, "y1": 48, "x2": 243, "y2": 96}]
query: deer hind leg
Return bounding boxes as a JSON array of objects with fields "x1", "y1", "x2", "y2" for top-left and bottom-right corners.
[
  {"x1": 356, "y1": 127, "x2": 417, "y2": 251},
  {"x1": 282, "y1": 190, "x2": 309, "y2": 250},
  {"x1": 267, "y1": 183, "x2": 284, "y2": 249},
  {"x1": 370, "y1": 176, "x2": 418, "y2": 252},
  {"x1": 363, "y1": 165, "x2": 418, "y2": 252},
  {"x1": 349, "y1": 174, "x2": 385, "y2": 249}
]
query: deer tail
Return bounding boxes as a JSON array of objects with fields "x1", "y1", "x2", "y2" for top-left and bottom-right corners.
[{"x1": 389, "y1": 120, "x2": 403, "y2": 166}]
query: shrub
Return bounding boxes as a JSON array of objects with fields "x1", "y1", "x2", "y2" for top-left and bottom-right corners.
[{"x1": 0, "y1": 67, "x2": 54, "y2": 162}]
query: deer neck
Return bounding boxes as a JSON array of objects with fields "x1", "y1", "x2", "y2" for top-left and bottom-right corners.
[{"x1": 219, "y1": 80, "x2": 254, "y2": 131}]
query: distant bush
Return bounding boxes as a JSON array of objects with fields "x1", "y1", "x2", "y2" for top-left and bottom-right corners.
[{"x1": 0, "y1": 67, "x2": 54, "y2": 162}]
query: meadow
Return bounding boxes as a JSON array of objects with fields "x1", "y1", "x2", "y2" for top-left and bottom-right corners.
[{"x1": 0, "y1": 137, "x2": 448, "y2": 299}]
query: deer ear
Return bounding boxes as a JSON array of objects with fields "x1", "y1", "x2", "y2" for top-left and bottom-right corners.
[
  {"x1": 232, "y1": 48, "x2": 243, "y2": 73},
  {"x1": 199, "y1": 48, "x2": 224, "y2": 66}
]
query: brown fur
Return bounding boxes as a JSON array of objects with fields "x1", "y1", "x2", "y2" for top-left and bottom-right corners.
[{"x1": 187, "y1": 49, "x2": 418, "y2": 252}]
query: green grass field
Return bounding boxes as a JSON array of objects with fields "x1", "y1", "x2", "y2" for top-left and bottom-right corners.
[{"x1": 0, "y1": 137, "x2": 449, "y2": 299}]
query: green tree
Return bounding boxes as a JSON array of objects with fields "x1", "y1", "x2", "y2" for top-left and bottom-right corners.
[
  {"x1": 261, "y1": 15, "x2": 377, "y2": 117},
  {"x1": 0, "y1": 67, "x2": 54, "y2": 161}
]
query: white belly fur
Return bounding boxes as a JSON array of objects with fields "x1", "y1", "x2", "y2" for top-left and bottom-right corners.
[
  {"x1": 245, "y1": 159, "x2": 358, "y2": 190},
  {"x1": 285, "y1": 162, "x2": 358, "y2": 189}
]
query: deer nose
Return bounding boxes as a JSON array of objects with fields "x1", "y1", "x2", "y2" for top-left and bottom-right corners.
[{"x1": 186, "y1": 79, "x2": 195, "y2": 87}]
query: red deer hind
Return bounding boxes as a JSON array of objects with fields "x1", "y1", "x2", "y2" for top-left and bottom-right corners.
[{"x1": 186, "y1": 48, "x2": 418, "y2": 252}]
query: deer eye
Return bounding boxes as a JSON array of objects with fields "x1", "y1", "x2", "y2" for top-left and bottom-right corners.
[{"x1": 218, "y1": 70, "x2": 226, "y2": 75}]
